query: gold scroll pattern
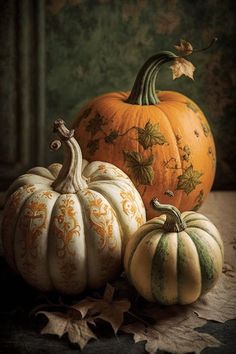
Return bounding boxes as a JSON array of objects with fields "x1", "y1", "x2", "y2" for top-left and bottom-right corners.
[
  {"x1": 83, "y1": 190, "x2": 117, "y2": 252},
  {"x1": 19, "y1": 200, "x2": 47, "y2": 258},
  {"x1": 120, "y1": 190, "x2": 145, "y2": 227},
  {"x1": 97, "y1": 163, "x2": 129, "y2": 179},
  {"x1": 52, "y1": 197, "x2": 81, "y2": 258}
]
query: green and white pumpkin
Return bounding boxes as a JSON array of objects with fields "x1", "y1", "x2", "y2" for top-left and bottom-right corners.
[
  {"x1": 1, "y1": 119, "x2": 146, "y2": 294},
  {"x1": 124, "y1": 198, "x2": 224, "y2": 305}
]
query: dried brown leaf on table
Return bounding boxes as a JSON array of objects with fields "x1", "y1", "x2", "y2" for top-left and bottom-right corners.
[
  {"x1": 170, "y1": 57, "x2": 195, "y2": 80},
  {"x1": 73, "y1": 283, "x2": 131, "y2": 333},
  {"x1": 37, "y1": 310, "x2": 97, "y2": 350},
  {"x1": 122, "y1": 313, "x2": 221, "y2": 354},
  {"x1": 193, "y1": 272, "x2": 236, "y2": 322},
  {"x1": 174, "y1": 39, "x2": 193, "y2": 56}
]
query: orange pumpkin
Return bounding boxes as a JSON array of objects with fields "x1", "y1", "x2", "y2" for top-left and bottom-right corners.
[{"x1": 73, "y1": 51, "x2": 216, "y2": 219}]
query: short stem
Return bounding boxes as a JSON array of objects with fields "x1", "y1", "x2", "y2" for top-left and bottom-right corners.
[
  {"x1": 51, "y1": 119, "x2": 88, "y2": 194},
  {"x1": 151, "y1": 198, "x2": 186, "y2": 232},
  {"x1": 127, "y1": 51, "x2": 177, "y2": 105}
]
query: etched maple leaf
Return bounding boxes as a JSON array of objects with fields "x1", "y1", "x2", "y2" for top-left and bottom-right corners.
[
  {"x1": 37, "y1": 311, "x2": 97, "y2": 349},
  {"x1": 174, "y1": 39, "x2": 193, "y2": 56},
  {"x1": 177, "y1": 165, "x2": 203, "y2": 194},
  {"x1": 86, "y1": 112, "x2": 107, "y2": 135},
  {"x1": 87, "y1": 139, "x2": 100, "y2": 155},
  {"x1": 170, "y1": 57, "x2": 195, "y2": 80},
  {"x1": 123, "y1": 150, "x2": 155, "y2": 185},
  {"x1": 72, "y1": 283, "x2": 130, "y2": 333},
  {"x1": 137, "y1": 121, "x2": 167, "y2": 149}
]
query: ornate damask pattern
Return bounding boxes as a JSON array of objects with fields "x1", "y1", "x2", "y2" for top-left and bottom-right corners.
[
  {"x1": 120, "y1": 190, "x2": 145, "y2": 228},
  {"x1": 83, "y1": 190, "x2": 117, "y2": 252},
  {"x1": 52, "y1": 197, "x2": 81, "y2": 258},
  {"x1": 19, "y1": 200, "x2": 47, "y2": 258}
]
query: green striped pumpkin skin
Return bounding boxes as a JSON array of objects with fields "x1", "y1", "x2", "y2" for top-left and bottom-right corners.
[{"x1": 124, "y1": 211, "x2": 224, "y2": 305}]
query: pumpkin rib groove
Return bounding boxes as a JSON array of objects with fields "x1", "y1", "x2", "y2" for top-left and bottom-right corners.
[
  {"x1": 185, "y1": 229, "x2": 216, "y2": 295},
  {"x1": 47, "y1": 192, "x2": 63, "y2": 291},
  {"x1": 127, "y1": 228, "x2": 163, "y2": 281},
  {"x1": 187, "y1": 226, "x2": 223, "y2": 257},
  {"x1": 182, "y1": 210, "x2": 208, "y2": 221},
  {"x1": 151, "y1": 233, "x2": 170, "y2": 304},
  {"x1": 154, "y1": 104, "x2": 184, "y2": 208},
  {"x1": 75, "y1": 191, "x2": 89, "y2": 290},
  {"x1": 27, "y1": 167, "x2": 55, "y2": 180},
  {"x1": 88, "y1": 183, "x2": 125, "y2": 248}
]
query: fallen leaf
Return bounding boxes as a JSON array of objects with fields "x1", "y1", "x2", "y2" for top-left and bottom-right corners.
[
  {"x1": 170, "y1": 57, "x2": 195, "y2": 80},
  {"x1": 37, "y1": 310, "x2": 97, "y2": 349},
  {"x1": 122, "y1": 314, "x2": 221, "y2": 354},
  {"x1": 193, "y1": 272, "x2": 236, "y2": 322},
  {"x1": 174, "y1": 39, "x2": 193, "y2": 56},
  {"x1": 73, "y1": 283, "x2": 131, "y2": 333}
]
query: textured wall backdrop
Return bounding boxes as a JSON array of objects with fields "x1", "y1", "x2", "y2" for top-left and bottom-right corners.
[{"x1": 45, "y1": 0, "x2": 235, "y2": 189}]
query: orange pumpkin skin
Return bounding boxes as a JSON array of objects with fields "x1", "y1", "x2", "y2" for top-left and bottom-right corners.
[{"x1": 73, "y1": 54, "x2": 216, "y2": 220}]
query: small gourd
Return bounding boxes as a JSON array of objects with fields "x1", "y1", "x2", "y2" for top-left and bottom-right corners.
[
  {"x1": 1, "y1": 119, "x2": 146, "y2": 294},
  {"x1": 124, "y1": 198, "x2": 224, "y2": 305}
]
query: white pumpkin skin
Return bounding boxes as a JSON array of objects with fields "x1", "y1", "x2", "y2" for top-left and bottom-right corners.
[
  {"x1": 124, "y1": 198, "x2": 224, "y2": 305},
  {"x1": 1, "y1": 119, "x2": 146, "y2": 294}
]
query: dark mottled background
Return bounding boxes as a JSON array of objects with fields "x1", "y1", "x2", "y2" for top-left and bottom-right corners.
[
  {"x1": 45, "y1": 0, "x2": 236, "y2": 189},
  {"x1": 0, "y1": 0, "x2": 236, "y2": 189}
]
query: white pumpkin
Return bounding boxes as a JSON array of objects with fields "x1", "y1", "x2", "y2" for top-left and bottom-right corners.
[{"x1": 1, "y1": 119, "x2": 146, "y2": 294}]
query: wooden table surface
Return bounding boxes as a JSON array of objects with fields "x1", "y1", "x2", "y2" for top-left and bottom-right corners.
[{"x1": 0, "y1": 191, "x2": 236, "y2": 354}]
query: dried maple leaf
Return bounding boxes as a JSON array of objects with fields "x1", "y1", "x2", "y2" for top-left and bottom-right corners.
[
  {"x1": 170, "y1": 57, "x2": 195, "y2": 80},
  {"x1": 73, "y1": 283, "x2": 131, "y2": 333},
  {"x1": 174, "y1": 39, "x2": 193, "y2": 56},
  {"x1": 37, "y1": 310, "x2": 97, "y2": 350},
  {"x1": 193, "y1": 272, "x2": 236, "y2": 322},
  {"x1": 122, "y1": 315, "x2": 221, "y2": 354}
]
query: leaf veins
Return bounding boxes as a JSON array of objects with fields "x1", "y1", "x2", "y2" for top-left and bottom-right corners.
[
  {"x1": 170, "y1": 57, "x2": 195, "y2": 80},
  {"x1": 123, "y1": 150, "x2": 155, "y2": 186},
  {"x1": 137, "y1": 121, "x2": 167, "y2": 149},
  {"x1": 177, "y1": 165, "x2": 203, "y2": 195}
]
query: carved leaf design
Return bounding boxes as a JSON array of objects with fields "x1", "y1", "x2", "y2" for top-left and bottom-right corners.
[
  {"x1": 177, "y1": 165, "x2": 203, "y2": 194},
  {"x1": 137, "y1": 121, "x2": 167, "y2": 149},
  {"x1": 87, "y1": 139, "x2": 100, "y2": 155},
  {"x1": 104, "y1": 130, "x2": 119, "y2": 144},
  {"x1": 123, "y1": 151, "x2": 155, "y2": 185},
  {"x1": 86, "y1": 112, "x2": 107, "y2": 135},
  {"x1": 182, "y1": 145, "x2": 191, "y2": 161}
]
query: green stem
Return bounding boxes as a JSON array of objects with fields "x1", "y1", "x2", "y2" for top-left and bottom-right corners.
[
  {"x1": 151, "y1": 198, "x2": 186, "y2": 232},
  {"x1": 126, "y1": 51, "x2": 177, "y2": 105},
  {"x1": 50, "y1": 119, "x2": 88, "y2": 194}
]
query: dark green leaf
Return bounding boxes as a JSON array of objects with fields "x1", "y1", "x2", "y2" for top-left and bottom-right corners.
[
  {"x1": 86, "y1": 112, "x2": 107, "y2": 135},
  {"x1": 123, "y1": 150, "x2": 155, "y2": 185},
  {"x1": 104, "y1": 130, "x2": 119, "y2": 144},
  {"x1": 137, "y1": 121, "x2": 167, "y2": 149},
  {"x1": 201, "y1": 123, "x2": 210, "y2": 137},
  {"x1": 177, "y1": 165, "x2": 203, "y2": 195},
  {"x1": 87, "y1": 139, "x2": 100, "y2": 155}
]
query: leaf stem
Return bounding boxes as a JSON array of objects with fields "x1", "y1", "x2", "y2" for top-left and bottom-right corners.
[{"x1": 191, "y1": 37, "x2": 218, "y2": 54}]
